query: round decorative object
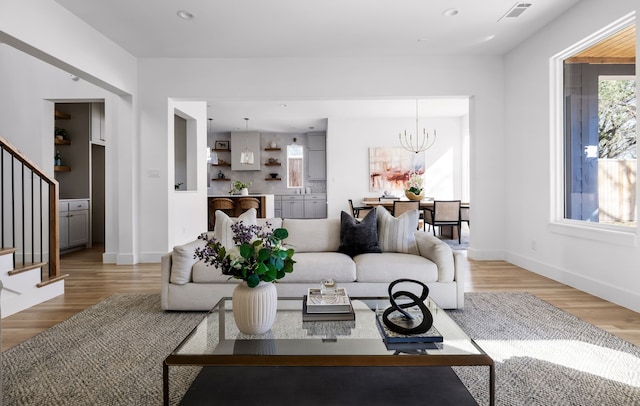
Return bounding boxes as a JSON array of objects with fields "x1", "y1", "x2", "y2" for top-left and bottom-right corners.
[
  {"x1": 405, "y1": 190, "x2": 424, "y2": 201},
  {"x1": 232, "y1": 281, "x2": 278, "y2": 335},
  {"x1": 270, "y1": 141, "x2": 277, "y2": 148},
  {"x1": 240, "y1": 187, "x2": 249, "y2": 196},
  {"x1": 382, "y1": 279, "x2": 433, "y2": 335}
]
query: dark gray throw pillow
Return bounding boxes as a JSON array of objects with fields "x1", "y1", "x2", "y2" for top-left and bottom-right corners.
[{"x1": 338, "y1": 209, "x2": 382, "y2": 257}]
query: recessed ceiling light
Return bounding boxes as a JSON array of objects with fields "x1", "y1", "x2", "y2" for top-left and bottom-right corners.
[
  {"x1": 442, "y1": 8, "x2": 459, "y2": 17},
  {"x1": 280, "y1": 104, "x2": 288, "y2": 107},
  {"x1": 176, "y1": 10, "x2": 195, "y2": 20}
]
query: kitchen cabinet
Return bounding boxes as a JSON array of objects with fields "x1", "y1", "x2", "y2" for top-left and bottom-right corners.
[
  {"x1": 307, "y1": 133, "x2": 326, "y2": 180},
  {"x1": 60, "y1": 199, "x2": 89, "y2": 250},
  {"x1": 281, "y1": 195, "x2": 305, "y2": 219},
  {"x1": 304, "y1": 194, "x2": 327, "y2": 218},
  {"x1": 274, "y1": 195, "x2": 282, "y2": 218}
]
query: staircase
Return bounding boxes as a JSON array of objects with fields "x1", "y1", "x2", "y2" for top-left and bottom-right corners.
[{"x1": 1, "y1": 136, "x2": 66, "y2": 318}]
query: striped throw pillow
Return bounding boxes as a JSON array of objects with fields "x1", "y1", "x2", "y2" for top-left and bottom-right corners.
[
  {"x1": 376, "y1": 205, "x2": 419, "y2": 254},
  {"x1": 213, "y1": 208, "x2": 257, "y2": 249}
]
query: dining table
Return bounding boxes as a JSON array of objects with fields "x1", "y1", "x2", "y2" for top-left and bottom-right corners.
[{"x1": 360, "y1": 197, "x2": 469, "y2": 239}]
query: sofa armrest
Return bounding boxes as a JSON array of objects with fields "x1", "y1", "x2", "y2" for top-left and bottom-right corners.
[
  {"x1": 160, "y1": 253, "x2": 172, "y2": 310},
  {"x1": 414, "y1": 231, "x2": 455, "y2": 282},
  {"x1": 452, "y1": 250, "x2": 467, "y2": 309}
]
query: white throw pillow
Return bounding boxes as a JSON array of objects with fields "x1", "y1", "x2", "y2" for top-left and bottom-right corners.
[
  {"x1": 376, "y1": 205, "x2": 419, "y2": 254},
  {"x1": 213, "y1": 208, "x2": 257, "y2": 249},
  {"x1": 170, "y1": 239, "x2": 206, "y2": 285}
]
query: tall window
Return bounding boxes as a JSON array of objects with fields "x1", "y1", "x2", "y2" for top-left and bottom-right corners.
[
  {"x1": 287, "y1": 144, "x2": 304, "y2": 188},
  {"x1": 562, "y1": 24, "x2": 637, "y2": 227}
]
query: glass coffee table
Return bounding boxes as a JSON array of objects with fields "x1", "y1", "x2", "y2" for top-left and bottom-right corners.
[{"x1": 163, "y1": 297, "x2": 494, "y2": 406}]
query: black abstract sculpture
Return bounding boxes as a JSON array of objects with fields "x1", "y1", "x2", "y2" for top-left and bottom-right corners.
[{"x1": 382, "y1": 279, "x2": 433, "y2": 335}]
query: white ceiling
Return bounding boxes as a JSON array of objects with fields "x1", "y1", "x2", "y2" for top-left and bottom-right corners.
[{"x1": 53, "y1": 0, "x2": 581, "y2": 132}]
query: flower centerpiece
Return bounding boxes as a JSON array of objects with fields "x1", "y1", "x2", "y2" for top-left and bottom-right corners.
[
  {"x1": 232, "y1": 180, "x2": 252, "y2": 195},
  {"x1": 405, "y1": 172, "x2": 424, "y2": 201},
  {"x1": 195, "y1": 222, "x2": 295, "y2": 334}
]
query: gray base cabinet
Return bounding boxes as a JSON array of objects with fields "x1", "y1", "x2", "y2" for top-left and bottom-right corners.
[
  {"x1": 304, "y1": 194, "x2": 327, "y2": 218},
  {"x1": 60, "y1": 199, "x2": 89, "y2": 250},
  {"x1": 281, "y1": 195, "x2": 305, "y2": 218}
]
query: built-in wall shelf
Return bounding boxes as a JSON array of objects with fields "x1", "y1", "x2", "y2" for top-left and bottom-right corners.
[
  {"x1": 211, "y1": 178, "x2": 230, "y2": 182},
  {"x1": 211, "y1": 163, "x2": 231, "y2": 167},
  {"x1": 54, "y1": 166, "x2": 71, "y2": 172},
  {"x1": 265, "y1": 163, "x2": 281, "y2": 166},
  {"x1": 213, "y1": 148, "x2": 230, "y2": 152},
  {"x1": 265, "y1": 178, "x2": 281, "y2": 181},
  {"x1": 55, "y1": 110, "x2": 70, "y2": 120},
  {"x1": 264, "y1": 147, "x2": 281, "y2": 151},
  {"x1": 54, "y1": 138, "x2": 71, "y2": 145}
]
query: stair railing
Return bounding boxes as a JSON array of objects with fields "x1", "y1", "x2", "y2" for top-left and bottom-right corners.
[{"x1": 0, "y1": 135, "x2": 60, "y2": 279}]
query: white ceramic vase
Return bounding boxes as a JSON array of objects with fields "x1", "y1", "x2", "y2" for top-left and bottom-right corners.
[
  {"x1": 240, "y1": 188, "x2": 249, "y2": 196},
  {"x1": 232, "y1": 281, "x2": 277, "y2": 335}
]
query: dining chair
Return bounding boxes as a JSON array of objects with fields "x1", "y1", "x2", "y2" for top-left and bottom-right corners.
[
  {"x1": 348, "y1": 199, "x2": 372, "y2": 219},
  {"x1": 423, "y1": 200, "x2": 462, "y2": 243},
  {"x1": 460, "y1": 206, "x2": 470, "y2": 229},
  {"x1": 392, "y1": 200, "x2": 420, "y2": 218}
]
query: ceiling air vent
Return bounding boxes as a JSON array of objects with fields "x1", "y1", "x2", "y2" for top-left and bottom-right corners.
[{"x1": 498, "y1": 3, "x2": 532, "y2": 21}]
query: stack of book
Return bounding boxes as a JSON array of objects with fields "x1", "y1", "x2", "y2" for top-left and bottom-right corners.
[
  {"x1": 302, "y1": 288, "x2": 355, "y2": 321},
  {"x1": 375, "y1": 312, "x2": 443, "y2": 350}
]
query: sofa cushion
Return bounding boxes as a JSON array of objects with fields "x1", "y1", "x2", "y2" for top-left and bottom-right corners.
[
  {"x1": 192, "y1": 260, "x2": 238, "y2": 283},
  {"x1": 285, "y1": 252, "x2": 357, "y2": 283},
  {"x1": 214, "y1": 208, "x2": 257, "y2": 249},
  {"x1": 414, "y1": 232, "x2": 455, "y2": 282},
  {"x1": 282, "y1": 218, "x2": 341, "y2": 252},
  {"x1": 353, "y1": 252, "x2": 438, "y2": 283},
  {"x1": 376, "y1": 205, "x2": 419, "y2": 254},
  {"x1": 170, "y1": 239, "x2": 206, "y2": 284},
  {"x1": 338, "y1": 210, "x2": 381, "y2": 257}
]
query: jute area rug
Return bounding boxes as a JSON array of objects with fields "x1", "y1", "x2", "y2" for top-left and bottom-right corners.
[{"x1": 2, "y1": 292, "x2": 639, "y2": 405}]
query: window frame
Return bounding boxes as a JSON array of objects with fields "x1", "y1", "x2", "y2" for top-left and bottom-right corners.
[{"x1": 549, "y1": 13, "x2": 638, "y2": 245}]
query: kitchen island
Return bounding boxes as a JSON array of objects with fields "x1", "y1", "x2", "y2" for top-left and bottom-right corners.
[{"x1": 208, "y1": 194, "x2": 275, "y2": 228}]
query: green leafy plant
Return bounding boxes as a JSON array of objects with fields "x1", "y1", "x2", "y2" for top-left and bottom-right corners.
[
  {"x1": 195, "y1": 222, "x2": 295, "y2": 288},
  {"x1": 232, "y1": 180, "x2": 252, "y2": 192}
]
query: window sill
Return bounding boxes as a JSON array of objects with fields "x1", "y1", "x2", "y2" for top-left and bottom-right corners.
[{"x1": 548, "y1": 221, "x2": 638, "y2": 247}]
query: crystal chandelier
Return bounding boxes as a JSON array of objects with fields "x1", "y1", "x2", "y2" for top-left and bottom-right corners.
[
  {"x1": 399, "y1": 100, "x2": 436, "y2": 154},
  {"x1": 240, "y1": 117, "x2": 255, "y2": 165}
]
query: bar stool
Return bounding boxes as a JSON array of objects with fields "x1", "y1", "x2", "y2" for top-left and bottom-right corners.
[
  {"x1": 237, "y1": 197, "x2": 260, "y2": 214},
  {"x1": 209, "y1": 198, "x2": 235, "y2": 230}
]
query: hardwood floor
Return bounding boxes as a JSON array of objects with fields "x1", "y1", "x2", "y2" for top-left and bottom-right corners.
[{"x1": 2, "y1": 245, "x2": 639, "y2": 351}]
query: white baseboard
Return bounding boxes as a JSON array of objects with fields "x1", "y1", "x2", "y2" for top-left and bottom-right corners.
[
  {"x1": 138, "y1": 252, "x2": 167, "y2": 263},
  {"x1": 506, "y1": 251, "x2": 640, "y2": 313}
]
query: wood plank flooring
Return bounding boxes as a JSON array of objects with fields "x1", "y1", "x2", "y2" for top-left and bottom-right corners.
[{"x1": 2, "y1": 245, "x2": 639, "y2": 351}]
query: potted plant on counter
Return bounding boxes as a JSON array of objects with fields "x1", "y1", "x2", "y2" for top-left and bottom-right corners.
[{"x1": 232, "y1": 180, "x2": 252, "y2": 195}]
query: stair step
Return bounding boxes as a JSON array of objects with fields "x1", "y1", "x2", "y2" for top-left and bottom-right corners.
[
  {"x1": 8, "y1": 262, "x2": 47, "y2": 276},
  {"x1": 37, "y1": 274, "x2": 69, "y2": 288},
  {"x1": 0, "y1": 247, "x2": 18, "y2": 256}
]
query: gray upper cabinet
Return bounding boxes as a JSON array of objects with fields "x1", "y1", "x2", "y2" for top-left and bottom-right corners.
[
  {"x1": 231, "y1": 131, "x2": 261, "y2": 171},
  {"x1": 307, "y1": 133, "x2": 326, "y2": 180}
]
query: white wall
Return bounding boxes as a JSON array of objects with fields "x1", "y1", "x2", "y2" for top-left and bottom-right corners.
[
  {"x1": 138, "y1": 56, "x2": 505, "y2": 260},
  {"x1": 1, "y1": 0, "x2": 139, "y2": 265},
  {"x1": 166, "y1": 100, "x2": 208, "y2": 252},
  {"x1": 325, "y1": 116, "x2": 466, "y2": 218},
  {"x1": 503, "y1": 0, "x2": 639, "y2": 311}
]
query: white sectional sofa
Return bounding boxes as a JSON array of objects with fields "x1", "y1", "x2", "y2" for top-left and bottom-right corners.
[{"x1": 161, "y1": 207, "x2": 466, "y2": 311}]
